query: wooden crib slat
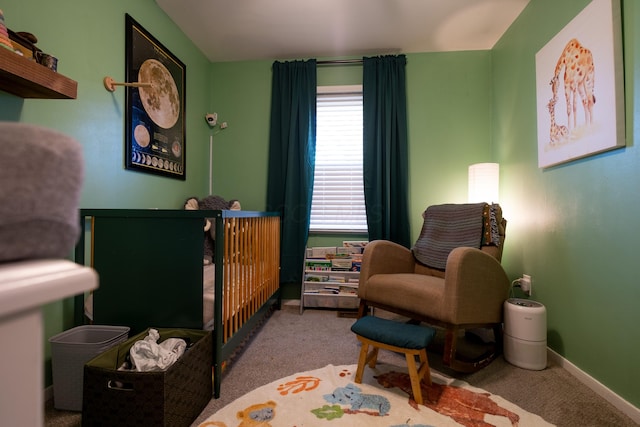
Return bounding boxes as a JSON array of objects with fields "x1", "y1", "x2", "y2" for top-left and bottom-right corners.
[
  {"x1": 218, "y1": 214, "x2": 280, "y2": 347},
  {"x1": 243, "y1": 217, "x2": 251, "y2": 323}
]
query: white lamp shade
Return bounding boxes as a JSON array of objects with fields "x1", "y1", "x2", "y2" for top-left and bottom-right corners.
[{"x1": 468, "y1": 163, "x2": 499, "y2": 203}]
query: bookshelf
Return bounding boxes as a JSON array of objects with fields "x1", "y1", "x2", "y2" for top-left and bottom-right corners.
[
  {"x1": 0, "y1": 47, "x2": 77, "y2": 99},
  {"x1": 300, "y1": 243, "x2": 366, "y2": 313}
]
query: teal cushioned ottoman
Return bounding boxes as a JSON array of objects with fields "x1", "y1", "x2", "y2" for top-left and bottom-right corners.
[{"x1": 351, "y1": 315, "x2": 435, "y2": 349}]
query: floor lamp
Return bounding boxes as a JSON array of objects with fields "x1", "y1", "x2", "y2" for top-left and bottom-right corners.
[{"x1": 468, "y1": 162, "x2": 499, "y2": 203}]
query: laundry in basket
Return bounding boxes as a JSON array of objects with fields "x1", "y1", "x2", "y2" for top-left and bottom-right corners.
[{"x1": 129, "y1": 328, "x2": 187, "y2": 371}]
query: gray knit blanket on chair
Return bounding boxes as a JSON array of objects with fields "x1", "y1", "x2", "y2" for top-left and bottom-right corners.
[{"x1": 411, "y1": 203, "x2": 485, "y2": 270}]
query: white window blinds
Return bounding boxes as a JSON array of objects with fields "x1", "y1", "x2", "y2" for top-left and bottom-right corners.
[{"x1": 310, "y1": 90, "x2": 367, "y2": 232}]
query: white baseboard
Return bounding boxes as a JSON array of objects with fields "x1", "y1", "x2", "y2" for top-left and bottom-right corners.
[{"x1": 547, "y1": 348, "x2": 640, "y2": 424}]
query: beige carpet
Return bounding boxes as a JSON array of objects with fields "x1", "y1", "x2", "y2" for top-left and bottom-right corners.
[{"x1": 198, "y1": 363, "x2": 554, "y2": 427}]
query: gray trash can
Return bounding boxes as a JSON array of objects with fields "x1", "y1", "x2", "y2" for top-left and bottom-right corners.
[{"x1": 49, "y1": 325, "x2": 130, "y2": 411}]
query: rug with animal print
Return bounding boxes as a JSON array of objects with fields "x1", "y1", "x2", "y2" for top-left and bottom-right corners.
[{"x1": 198, "y1": 363, "x2": 554, "y2": 427}]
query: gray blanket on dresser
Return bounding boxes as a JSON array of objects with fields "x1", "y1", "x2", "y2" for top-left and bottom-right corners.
[{"x1": 0, "y1": 123, "x2": 84, "y2": 262}]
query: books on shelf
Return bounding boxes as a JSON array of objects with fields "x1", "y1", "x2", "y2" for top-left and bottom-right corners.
[
  {"x1": 307, "y1": 247, "x2": 337, "y2": 258},
  {"x1": 339, "y1": 284, "x2": 358, "y2": 294},
  {"x1": 304, "y1": 284, "x2": 357, "y2": 296},
  {"x1": 307, "y1": 241, "x2": 368, "y2": 257},
  {"x1": 343, "y1": 241, "x2": 368, "y2": 249},
  {"x1": 305, "y1": 259, "x2": 332, "y2": 271},
  {"x1": 305, "y1": 286, "x2": 340, "y2": 295},
  {"x1": 305, "y1": 274, "x2": 358, "y2": 284},
  {"x1": 305, "y1": 242, "x2": 367, "y2": 271},
  {"x1": 331, "y1": 258, "x2": 352, "y2": 271},
  {"x1": 303, "y1": 243, "x2": 367, "y2": 311},
  {"x1": 337, "y1": 246, "x2": 360, "y2": 255},
  {"x1": 305, "y1": 274, "x2": 329, "y2": 282}
]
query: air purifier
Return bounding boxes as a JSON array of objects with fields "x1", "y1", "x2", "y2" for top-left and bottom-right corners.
[{"x1": 503, "y1": 298, "x2": 547, "y2": 370}]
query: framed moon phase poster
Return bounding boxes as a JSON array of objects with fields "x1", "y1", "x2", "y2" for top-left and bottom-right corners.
[{"x1": 125, "y1": 14, "x2": 186, "y2": 179}]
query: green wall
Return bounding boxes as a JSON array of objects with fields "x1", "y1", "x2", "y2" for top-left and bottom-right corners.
[
  {"x1": 207, "y1": 60, "x2": 272, "y2": 210},
  {"x1": 492, "y1": 0, "x2": 639, "y2": 407},
  {"x1": 0, "y1": 0, "x2": 212, "y2": 386}
]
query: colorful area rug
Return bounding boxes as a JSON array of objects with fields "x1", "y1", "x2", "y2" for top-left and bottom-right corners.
[{"x1": 199, "y1": 363, "x2": 555, "y2": 427}]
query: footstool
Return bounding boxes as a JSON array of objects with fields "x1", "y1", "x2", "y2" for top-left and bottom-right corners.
[{"x1": 351, "y1": 315, "x2": 436, "y2": 404}]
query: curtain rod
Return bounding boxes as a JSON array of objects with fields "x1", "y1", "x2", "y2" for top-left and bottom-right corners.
[{"x1": 317, "y1": 59, "x2": 363, "y2": 66}]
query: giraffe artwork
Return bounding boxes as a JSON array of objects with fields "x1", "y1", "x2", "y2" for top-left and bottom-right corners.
[
  {"x1": 535, "y1": 0, "x2": 624, "y2": 168},
  {"x1": 547, "y1": 97, "x2": 569, "y2": 144},
  {"x1": 549, "y1": 38, "x2": 595, "y2": 135},
  {"x1": 536, "y1": 0, "x2": 626, "y2": 168}
]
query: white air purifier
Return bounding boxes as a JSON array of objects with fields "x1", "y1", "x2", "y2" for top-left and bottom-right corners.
[{"x1": 503, "y1": 298, "x2": 547, "y2": 370}]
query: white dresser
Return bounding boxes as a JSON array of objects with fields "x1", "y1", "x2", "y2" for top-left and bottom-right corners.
[{"x1": 0, "y1": 259, "x2": 98, "y2": 426}]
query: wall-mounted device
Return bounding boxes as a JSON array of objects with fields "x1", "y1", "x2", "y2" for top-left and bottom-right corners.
[{"x1": 205, "y1": 113, "x2": 218, "y2": 127}]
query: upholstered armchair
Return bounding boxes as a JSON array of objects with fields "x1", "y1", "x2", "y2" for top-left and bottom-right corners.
[{"x1": 357, "y1": 203, "x2": 509, "y2": 373}]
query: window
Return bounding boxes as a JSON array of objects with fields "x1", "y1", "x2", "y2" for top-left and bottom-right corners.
[{"x1": 310, "y1": 86, "x2": 367, "y2": 233}]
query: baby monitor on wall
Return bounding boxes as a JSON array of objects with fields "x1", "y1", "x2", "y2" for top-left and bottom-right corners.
[{"x1": 205, "y1": 113, "x2": 217, "y2": 127}]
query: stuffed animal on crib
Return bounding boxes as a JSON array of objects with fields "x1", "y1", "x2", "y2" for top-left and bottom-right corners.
[{"x1": 184, "y1": 195, "x2": 241, "y2": 264}]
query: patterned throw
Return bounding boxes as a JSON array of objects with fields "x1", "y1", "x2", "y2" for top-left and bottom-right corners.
[
  {"x1": 199, "y1": 363, "x2": 554, "y2": 427},
  {"x1": 412, "y1": 203, "x2": 486, "y2": 270},
  {"x1": 488, "y1": 204, "x2": 502, "y2": 246}
]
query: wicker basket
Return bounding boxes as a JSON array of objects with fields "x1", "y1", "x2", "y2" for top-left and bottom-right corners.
[{"x1": 82, "y1": 328, "x2": 212, "y2": 427}]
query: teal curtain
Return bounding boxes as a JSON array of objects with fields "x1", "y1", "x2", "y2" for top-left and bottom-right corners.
[
  {"x1": 362, "y1": 55, "x2": 411, "y2": 248},
  {"x1": 266, "y1": 59, "x2": 317, "y2": 283}
]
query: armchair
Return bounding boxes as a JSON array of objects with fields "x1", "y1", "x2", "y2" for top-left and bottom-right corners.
[{"x1": 357, "y1": 203, "x2": 509, "y2": 373}]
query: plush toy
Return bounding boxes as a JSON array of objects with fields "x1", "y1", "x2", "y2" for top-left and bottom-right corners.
[{"x1": 184, "y1": 195, "x2": 241, "y2": 264}]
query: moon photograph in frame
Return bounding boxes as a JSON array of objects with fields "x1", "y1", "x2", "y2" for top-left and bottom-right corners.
[{"x1": 125, "y1": 14, "x2": 186, "y2": 179}]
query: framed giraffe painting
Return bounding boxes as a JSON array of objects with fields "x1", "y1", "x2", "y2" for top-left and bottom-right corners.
[{"x1": 535, "y1": 0, "x2": 624, "y2": 168}]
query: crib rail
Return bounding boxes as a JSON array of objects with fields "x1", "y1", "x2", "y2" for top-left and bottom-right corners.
[
  {"x1": 218, "y1": 212, "x2": 280, "y2": 343},
  {"x1": 212, "y1": 210, "x2": 280, "y2": 397}
]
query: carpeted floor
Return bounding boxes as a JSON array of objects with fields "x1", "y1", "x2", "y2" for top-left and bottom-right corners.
[{"x1": 45, "y1": 303, "x2": 637, "y2": 427}]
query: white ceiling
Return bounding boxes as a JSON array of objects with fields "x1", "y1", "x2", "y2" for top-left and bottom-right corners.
[{"x1": 156, "y1": 0, "x2": 530, "y2": 63}]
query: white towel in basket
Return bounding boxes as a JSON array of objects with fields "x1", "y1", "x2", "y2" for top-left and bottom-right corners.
[{"x1": 129, "y1": 329, "x2": 186, "y2": 372}]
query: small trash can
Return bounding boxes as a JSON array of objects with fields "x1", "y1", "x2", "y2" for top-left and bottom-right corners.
[{"x1": 49, "y1": 325, "x2": 129, "y2": 411}]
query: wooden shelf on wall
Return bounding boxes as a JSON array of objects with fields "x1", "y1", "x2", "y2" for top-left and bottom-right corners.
[{"x1": 0, "y1": 47, "x2": 77, "y2": 99}]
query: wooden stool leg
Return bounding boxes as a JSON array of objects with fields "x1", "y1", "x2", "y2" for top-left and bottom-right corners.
[
  {"x1": 355, "y1": 340, "x2": 369, "y2": 384},
  {"x1": 405, "y1": 351, "x2": 424, "y2": 405},
  {"x1": 367, "y1": 347, "x2": 379, "y2": 368},
  {"x1": 417, "y1": 348, "x2": 432, "y2": 386}
]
